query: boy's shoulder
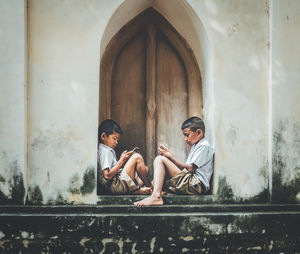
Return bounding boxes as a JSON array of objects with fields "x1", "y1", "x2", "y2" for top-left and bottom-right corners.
[
  {"x1": 194, "y1": 138, "x2": 214, "y2": 153},
  {"x1": 196, "y1": 138, "x2": 212, "y2": 148},
  {"x1": 99, "y1": 143, "x2": 115, "y2": 154}
]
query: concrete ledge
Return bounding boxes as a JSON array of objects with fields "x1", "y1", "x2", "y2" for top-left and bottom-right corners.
[
  {"x1": 98, "y1": 194, "x2": 218, "y2": 205},
  {"x1": 0, "y1": 201, "x2": 300, "y2": 253}
]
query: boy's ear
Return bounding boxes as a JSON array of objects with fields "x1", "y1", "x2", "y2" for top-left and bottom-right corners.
[
  {"x1": 100, "y1": 133, "x2": 106, "y2": 141},
  {"x1": 197, "y1": 129, "x2": 204, "y2": 138}
]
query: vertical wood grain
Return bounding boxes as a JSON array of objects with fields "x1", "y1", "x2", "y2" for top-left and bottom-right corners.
[
  {"x1": 111, "y1": 33, "x2": 146, "y2": 159},
  {"x1": 146, "y1": 24, "x2": 156, "y2": 173}
]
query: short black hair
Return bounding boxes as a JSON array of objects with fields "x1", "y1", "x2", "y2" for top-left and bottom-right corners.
[
  {"x1": 98, "y1": 119, "x2": 123, "y2": 139},
  {"x1": 181, "y1": 116, "x2": 205, "y2": 133}
]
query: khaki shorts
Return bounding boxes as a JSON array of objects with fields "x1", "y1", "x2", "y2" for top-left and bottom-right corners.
[
  {"x1": 165, "y1": 169, "x2": 203, "y2": 195},
  {"x1": 109, "y1": 169, "x2": 139, "y2": 194}
]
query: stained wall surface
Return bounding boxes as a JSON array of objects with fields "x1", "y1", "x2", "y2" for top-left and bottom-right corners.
[
  {"x1": 187, "y1": 0, "x2": 270, "y2": 199},
  {"x1": 0, "y1": 0, "x2": 26, "y2": 204},
  {"x1": 271, "y1": 0, "x2": 300, "y2": 203},
  {"x1": 0, "y1": 0, "x2": 299, "y2": 204}
]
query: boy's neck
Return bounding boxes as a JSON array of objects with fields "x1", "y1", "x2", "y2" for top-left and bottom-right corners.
[{"x1": 194, "y1": 136, "x2": 205, "y2": 145}]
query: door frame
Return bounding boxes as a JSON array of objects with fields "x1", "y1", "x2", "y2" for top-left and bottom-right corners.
[
  {"x1": 99, "y1": 7, "x2": 203, "y2": 167},
  {"x1": 99, "y1": 7, "x2": 202, "y2": 122}
]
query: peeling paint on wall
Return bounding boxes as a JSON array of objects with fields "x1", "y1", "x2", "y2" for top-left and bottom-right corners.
[
  {"x1": 217, "y1": 175, "x2": 269, "y2": 203},
  {"x1": 0, "y1": 161, "x2": 25, "y2": 205},
  {"x1": 217, "y1": 176, "x2": 234, "y2": 202},
  {"x1": 80, "y1": 167, "x2": 96, "y2": 195},
  {"x1": 26, "y1": 186, "x2": 43, "y2": 205},
  {"x1": 69, "y1": 173, "x2": 81, "y2": 194},
  {"x1": 273, "y1": 119, "x2": 300, "y2": 203}
]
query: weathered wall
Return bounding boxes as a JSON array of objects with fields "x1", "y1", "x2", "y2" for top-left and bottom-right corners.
[
  {"x1": 0, "y1": 0, "x2": 26, "y2": 204},
  {"x1": 99, "y1": 0, "x2": 270, "y2": 201},
  {"x1": 26, "y1": 0, "x2": 109, "y2": 204},
  {"x1": 188, "y1": 0, "x2": 270, "y2": 200},
  {"x1": 0, "y1": 0, "x2": 300, "y2": 204},
  {"x1": 271, "y1": 0, "x2": 300, "y2": 203}
]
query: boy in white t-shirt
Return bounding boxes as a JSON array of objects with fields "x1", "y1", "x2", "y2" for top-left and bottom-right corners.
[
  {"x1": 134, "y1": 117, "x2": 214, "y2": 206},
  {"x1": 98, "y1": 119, "x2": 152, "y2": 194}
]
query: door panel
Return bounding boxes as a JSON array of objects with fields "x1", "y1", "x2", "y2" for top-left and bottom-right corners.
[
  {"x1": 156, "y1": 35, "x2": 188, "y2": 162},
  {"x1": 100, "y1": 10, "x2": 202, "y2": 176},
  {"x1": 111, "y1": 33, "x2": 146, "y2": 158}
]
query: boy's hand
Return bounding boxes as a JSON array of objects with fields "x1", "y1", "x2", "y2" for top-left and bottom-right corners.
[
  {"x1": 158, "y1": 145, "x2": 172, "y2": 158},
  {"x1": 120, "y1": 150, "x2": 134, "y2": 164}
]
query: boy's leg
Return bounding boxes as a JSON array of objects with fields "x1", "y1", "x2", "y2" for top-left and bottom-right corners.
[
  {"x1": 135, "y1": 173, "x2": 144, "y2": 187},
  {"x1": 152, "y1": 155, "x2": 181, "y2": 195},
  {"x1": 123, "y1": 153, "x2": 152, "y2": 187},
  {"x1": 134, "y1": 155, "x2": 181, "y2": 206}
]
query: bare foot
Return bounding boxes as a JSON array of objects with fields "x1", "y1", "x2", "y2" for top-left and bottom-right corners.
[
  {"x1": 134, "y1": 195, "x2": 163, "y2": 206},
  {"x1": 133, "y1": 186, "x2": 152, "y2": 195}
]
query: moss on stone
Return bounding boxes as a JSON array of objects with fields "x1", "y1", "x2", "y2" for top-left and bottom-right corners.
[
  {"x1": 80, "y1": 167, "x2": 96, "y2": 195},
  {"x1": 69, "y1": 173, "x2": 81, "y2": 194},
  {"x1": 272, "y1": 120, "x2": 300, "y2": 203},
  {"x1": 217, "y1": 176, "x2": 234, "y2": 202},
  {"x1": 272, "y1": 169, "x2": 300, "y2": 203},
  {"x1": 56, "y1": 193, "x2": 65, "y2": 204},
  {"x1": 0, "y1": 161, "x2": 25, "y2": 205},
  {"x1": 10, "y1": 161, "x2": 25, "y2": 204},
  {"x1": 27, "y1": 186, "x2": 43, "y2": 205},
  {"x1": 0, "y1": 174, "x2": 5, "y2": 183}
]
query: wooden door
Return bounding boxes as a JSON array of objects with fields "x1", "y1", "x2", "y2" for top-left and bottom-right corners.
[
  {"x1": 156, "y1": 33, "x2": 188, "y2": 162},
  {"x1": 100, "y1": 8, "x2": 202, "y2": 170},
  {"x1": 111, "y1": 32, "x2": 147, "y2": 158}
]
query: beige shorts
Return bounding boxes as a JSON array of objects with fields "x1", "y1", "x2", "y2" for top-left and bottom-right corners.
[
  {"x1": 109, "y1": 169, "x2": 139, "y2": 194},
  {"x1": 165, "y1": 169, "x2": 203, "y2": 195}
]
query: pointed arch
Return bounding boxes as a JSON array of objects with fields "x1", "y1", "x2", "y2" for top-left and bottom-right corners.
[
  {"x1": 99, "y1": 8, "x2": 202, "y2": 123},
  {"x1": 99, "y1": 7, "x2": 203, "y2": 169}
]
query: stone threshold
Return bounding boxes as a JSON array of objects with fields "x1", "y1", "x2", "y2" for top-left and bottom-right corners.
[
  {"x1": 0, "y1": 202, "x2": 300, "y2": 216},
  {"x1": 97, "y1": 194, "x2": 218, "y2": 205}
]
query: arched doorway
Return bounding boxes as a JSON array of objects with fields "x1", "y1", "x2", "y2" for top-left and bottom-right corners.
[{"x1": 99, "y1": 8, "x2": 202, "y2": 172}]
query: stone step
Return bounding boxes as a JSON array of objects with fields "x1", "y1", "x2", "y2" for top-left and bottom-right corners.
[
  {"x1": 0, "y1": 204, "x2": 300, "y2": 253},
  {"x1": 97, "y1": 194, "x2": 218, "y2": 205},
  {"x1": 1, "y1": 203, "x2": 300, "y2": 215},
  {"x1": 1, "y1": 204, "x2": 300, "y2": 253}
]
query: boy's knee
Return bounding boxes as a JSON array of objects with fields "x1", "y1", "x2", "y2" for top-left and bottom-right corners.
[
  {"x1": 154, "y1": 155, "x2": 164, "y2": 164},
  {"x1": 131, "y1": 153, "x2": 143, "y2": 162}
]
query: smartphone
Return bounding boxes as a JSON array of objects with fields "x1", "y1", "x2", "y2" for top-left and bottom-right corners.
[{"x1": 132, "y1": 147, "x2": 139, "y2": 152}]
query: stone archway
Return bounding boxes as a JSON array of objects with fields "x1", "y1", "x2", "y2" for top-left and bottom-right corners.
[{"x1": 99, "y1": 8, "x2": 202, "y2": 171}]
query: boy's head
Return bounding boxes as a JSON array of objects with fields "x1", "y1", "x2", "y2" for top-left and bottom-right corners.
[
  {"x1": 98, "y1": 119, "x2": 123, "y2": 149},
  {"x1": 181, "y1": 116, "x2": 205, "y2": 146}
]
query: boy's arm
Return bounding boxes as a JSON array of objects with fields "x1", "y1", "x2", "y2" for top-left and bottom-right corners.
[
  {"x1": 167, "y1": 155, "x2": 196, "y2": 172},
  {"x1": 102, "y1": 150, "x2": 134, "y2": 179},
  {"x1": 158, "y1": 145, "x2": 196, "y2": 172}
]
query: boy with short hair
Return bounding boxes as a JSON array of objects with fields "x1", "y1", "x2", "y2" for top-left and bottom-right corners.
[
  {"x1": 134, "y1": 116, "x2": 214, "y2": 206},
  {"x1": 98, "y1": 119, "x2": 152, "y2": 194}
]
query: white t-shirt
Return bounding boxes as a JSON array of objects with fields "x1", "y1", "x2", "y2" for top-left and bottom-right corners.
[
  {"x1": 186, "y1": 138, "x2": 214, "y2": 191},
  {"x1": 98, "y1": 143, "x2": 118, "y2": 171}
]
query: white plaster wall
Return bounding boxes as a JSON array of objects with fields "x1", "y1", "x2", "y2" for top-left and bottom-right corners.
[
  {"x1": 27, "y1": 0, "x2": 214, "y2": 204},
  {"x1": 272, "y1": 0, "x2": 300, "y2": 194},
  {"x1": 0, "y1": 0, "x2": 26, "y2": 203},
  {"x1": 188, "y1": 0, "x2": 270, "y2": 197},
  {"x1": 26, "y1": 0, "x2": 271, "y2": 202},
  {"x1": 27, "y1": 0, "x2": 121, "y2": 204},
  {"x1": 2, "y1": 0, "x2": 299, "y2": 204}
]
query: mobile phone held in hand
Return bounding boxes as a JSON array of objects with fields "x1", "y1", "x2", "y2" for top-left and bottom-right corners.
[{"x1": 132, "y1": 147, "x2": 139, "y2": 152}]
